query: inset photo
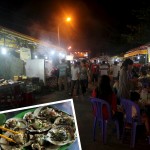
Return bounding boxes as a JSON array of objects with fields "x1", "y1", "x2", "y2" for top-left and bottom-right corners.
[{"x1": 0, "y1": 99, "x2": 82, "y2": 150}]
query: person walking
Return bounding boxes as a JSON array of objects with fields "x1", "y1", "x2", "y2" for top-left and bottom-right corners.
[
  {"x1": 91, "y1": 60, "x2": 99, "y2": 85},
  {"x1": 57, "y1": 59, "x2": 69, "y2": 91},
  {"x1": 70, "y1": 61, "x2": 80, "y2": 96},
  {"x1": 112, "y1": 61, "x2": 120, "y2": 83},
  {"x1": 80, "y1": 60, "x2": 88, "y2": 96}
]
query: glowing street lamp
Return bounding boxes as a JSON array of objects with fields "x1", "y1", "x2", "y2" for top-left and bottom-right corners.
[
  {"x1": 68, "y1": 46, "x2": 72, "y2": 50},
  {"x1": 66, "y1": 17, "x2": 71, "y2": 22},
  {"x1": 58, "y1": 17, "x2": 72, "y2": 46}
]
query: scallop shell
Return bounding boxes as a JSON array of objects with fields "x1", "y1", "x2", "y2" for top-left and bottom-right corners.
[
  {"x1": 26, "y1": 118, "x2": 52, "y2": 133},
  {"x1": 33, "y1": 106, "x2": 61, "y2": 121},
  {"x1": 0, "y1": 131, "x2": 27, "y2": 150},
  {"x1": 46, "y1": 126, "x2": 76, "y2": 146},
  {"x1": 4, "y1": 118, "x2": 27, "y2": 130},
  {"x1": 54, "y1": 116, "x2": 75, "y2": 127},
  {"x1": 23, "y1": 112, "x2": 35, "y2": 121}
]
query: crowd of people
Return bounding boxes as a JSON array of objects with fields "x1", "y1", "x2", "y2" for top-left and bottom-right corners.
[
  {"x1": 55, "y1": 57, "x2": 150, "y2": 137},
  {"x1": 91, "y1": 58, "x2": 150, "y2": 137},
  {"x1": 56, "y1": 58, "x2": 115, "y2": 97}
]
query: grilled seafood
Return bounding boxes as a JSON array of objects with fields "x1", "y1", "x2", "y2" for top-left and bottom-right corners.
[
  {"x1": 0, "y1": 105, "x2": 77, "y2": 149},
  {"x1": 23, "y1": 112, "x2": 35, "y2": 122},
  {"x1": 34, "y1": 107, "x2": 61, "y2": 121},
  {"x1": 47, "y1": 126, "x2": 76, "y2": 146},
  {"x1": 0, "y1": 131, "x2": 28, "y2": 150},
  {"x1": 54, "y1": 116, "x2": 75, "y2": 127},
  {"x1": 4, "y1": 118, "x2": 27, "y2": 130},
  {"x1": 27, "y1": 118, "x2": 52, "y2": 133}
]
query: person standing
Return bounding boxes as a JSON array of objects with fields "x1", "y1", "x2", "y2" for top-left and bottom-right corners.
[
  {"x1": 57, "y1": 59, "x2": 68, "y2": 91},
  {"x1": 117, "y1": 58, "x2": 135, "y2": 100},
  {"x1": 112, "y1": 61, "x2": 120, "y2": 82},
  {"x1": 80, "y1": 60, "x2": 88, "y2": 96},
  {"x1": 99, "y1": 61, "x2": 109, "y2": 76},
  {"x1": 70, "y1": 62, "x2": 80, "y2": 96},
  {"x1": 91, "y1": 60, "x2": 99, "y2": 85}
]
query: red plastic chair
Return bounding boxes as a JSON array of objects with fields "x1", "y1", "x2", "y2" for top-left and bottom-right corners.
[{"x1": 90, "y1": 97, "x2": 120, "y2": 144}]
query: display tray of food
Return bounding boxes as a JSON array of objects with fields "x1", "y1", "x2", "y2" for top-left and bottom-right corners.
[{"x1": 0, "y1": 106, "x2": 77, "y2": 150}]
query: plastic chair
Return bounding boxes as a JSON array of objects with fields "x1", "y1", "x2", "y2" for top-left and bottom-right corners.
[
  {"x1": 90, "y1": 97, "x2": 120, "y2": 144},
  {"x1": 120, "y1": 98, "x2": 142, "y2": 148}
]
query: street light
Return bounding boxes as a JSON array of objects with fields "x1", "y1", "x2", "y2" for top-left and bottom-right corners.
[
  {"x1": 57, "y1": 17, "x2": 71, "y2": 46},
  {"x1": 68, "y1": 46, "x2": 72, "y2": 50}
]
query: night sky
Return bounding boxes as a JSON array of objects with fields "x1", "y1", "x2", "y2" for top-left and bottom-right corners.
[{"x1": 0, "y1": 0, "x2": 150, "y2": 56}]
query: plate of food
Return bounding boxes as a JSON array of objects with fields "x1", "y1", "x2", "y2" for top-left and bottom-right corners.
[{"x1": 0, "y1": 104, "x2": 78, "y2": 150}]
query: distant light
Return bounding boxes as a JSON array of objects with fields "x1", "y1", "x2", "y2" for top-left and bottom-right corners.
[
  {"x1": 68, "y1": 46, "x2": 71, "y2": 50},
  {"x1": 59, "y1": 52, "x2": 62, "y2": 56},
  {"x1": 66, "y1": 17, "x2": 71, "y2": 22},
  {"x1": 35, "y1": 55, "x2": 38, "y2": 59},
  {"x1": 45, "y1": 56, "x2": 48, "y2": 59},
  {"x1": 137, "y1": 56, "x2": 140, "y2": 60},
  {"x1": 1, "y1": 47, "x2": 7, "y2": 55},
  {"x1": 144, "y1": 56, "x2": 146, "y2": 58},
  {"x1": 84, "y1": 52, "x2": 88, "y2": 57},
  {"x1": 51, "y1": 51, "x2": 55, "y2": 55},
  {"x1": 66, "y1": 55, "x2": 73, "y2": 60},
  {"x1": 62, "y1": 54, "x2": 65, "y2": 58}
]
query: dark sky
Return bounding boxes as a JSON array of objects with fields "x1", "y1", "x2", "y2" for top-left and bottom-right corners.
[{"x1": 0, "y1": 0, "x2": 149, "y2": 56}]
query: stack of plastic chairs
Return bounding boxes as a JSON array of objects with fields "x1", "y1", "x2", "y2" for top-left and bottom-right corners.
[
  {"x1": 120, "y1": 98, "x2": 150, "y2": 148},
  {"x1": 90, "y1": 97, "x2": 120, "y2": 144}
]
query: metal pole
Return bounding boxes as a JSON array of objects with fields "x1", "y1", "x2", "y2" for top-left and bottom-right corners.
[{"x1": 57, "y1": 25, "x2": 60, "y2": 46}]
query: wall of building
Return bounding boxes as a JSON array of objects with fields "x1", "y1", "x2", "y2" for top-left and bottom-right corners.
[{"x1": 0, "y1": 54, "x2": 24, "y2": 79}]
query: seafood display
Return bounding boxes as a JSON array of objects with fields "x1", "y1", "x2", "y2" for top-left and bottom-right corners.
[
  {"x1": 0, "y1": 106, "x2": 77, "y2": 150},
  {"x1": 4, "y1": 118, "x2": 27, "y2": 130}
]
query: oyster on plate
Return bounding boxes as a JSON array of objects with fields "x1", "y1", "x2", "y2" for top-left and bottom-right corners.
[
  {"x1": 54, "y1": 116, "x2": 75, "y2": 127},
  {"x1": 4, "y1": 118, "x2": 27, "y2": 130},
  {"x1": 23, "y1": 112, "x2": 35, "y2": 122},
  {"x1": 0, "y1": 130, "x2": 29, "y2": 150},
  {"x1": 30, "y1": 134, "x2": 60, "y2": 150},
  {"x1": 34, "y1": 107, "x2": 61, "y2": 121},
  {"x1": 46, "y1": 126, "x2": 76, "y2": 146},
  {"x1": 26, "y1": 118, "x2": 52, "y2": 133}
]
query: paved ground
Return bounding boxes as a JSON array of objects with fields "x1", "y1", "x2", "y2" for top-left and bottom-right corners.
[{"x1": 32, "y1": 85, "x2": 150, "y2": 150}]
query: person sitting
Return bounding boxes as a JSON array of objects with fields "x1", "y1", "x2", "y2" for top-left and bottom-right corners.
[
  {"x1": 130, "y1": 93, "x2": 150, "y2": 136},
  {"x1": 91, "y1": 75, "x2": 124, "y2": 136},
  {"x1": 92, "y1": 75, "x2": 117, "y2": 117}
]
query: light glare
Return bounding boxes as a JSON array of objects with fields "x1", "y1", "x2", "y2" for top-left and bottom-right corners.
[
  {"x1": 1, "y1": 47, "x2": 7, "y2": 55},
  {"x1": 66, "y1": 17, "x2": 71, "y2": 22}
]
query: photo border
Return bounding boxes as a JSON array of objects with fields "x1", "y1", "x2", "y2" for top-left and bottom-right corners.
[{"x1": 0, "y1": 99, "x2": 82, "y2": 150}]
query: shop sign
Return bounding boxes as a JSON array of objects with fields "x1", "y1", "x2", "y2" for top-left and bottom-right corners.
[{"x1": 20, "y1": 47, "x2": 31, "y2": 62}]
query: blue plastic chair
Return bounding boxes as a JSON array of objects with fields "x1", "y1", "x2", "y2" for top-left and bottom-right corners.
[
  {"x1": 90, "y1": 97, "x2": 120, "y2": 144},
  {"x1": 120, "y1": 98, "x2": 142, "y2": 148}
]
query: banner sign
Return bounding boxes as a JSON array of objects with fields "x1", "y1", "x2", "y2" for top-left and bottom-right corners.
[{"x1": 20, "y1": 47, "x2": 31, "y2": 62}]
